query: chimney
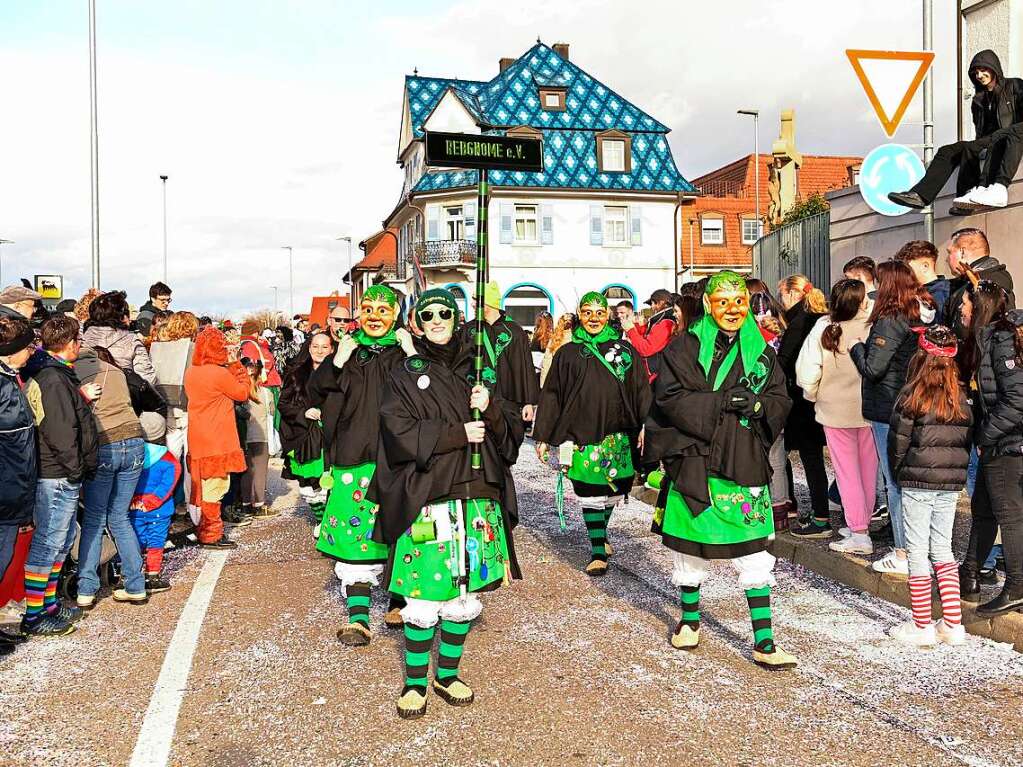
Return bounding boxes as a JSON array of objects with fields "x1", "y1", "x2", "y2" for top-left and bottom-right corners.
[
  {"x1": 553, "y1": 42, "x2": 569, "y2": 60},
  {"x1": 499, "y1": 57, "x2": 516, "y2": 73}
]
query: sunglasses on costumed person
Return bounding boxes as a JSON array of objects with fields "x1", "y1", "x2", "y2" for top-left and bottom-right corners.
[{"x1": 417, "y1": 309, "x2": 453, "y2": 321}]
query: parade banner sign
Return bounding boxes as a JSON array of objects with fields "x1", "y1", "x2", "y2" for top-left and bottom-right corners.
[{"x1": 424, "y1": 131, "x2": 544, "y2": 173}]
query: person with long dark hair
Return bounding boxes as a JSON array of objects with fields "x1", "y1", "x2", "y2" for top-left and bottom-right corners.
[
  {"x1": 796, "y1": 279, "x2": 875, "y2": 554},
  {"x1": 887, "y1": 325, "x2": 973, "y2": 646},
  {"x1": 81, "y1": 291, "x2": 157, "y2": 384},
  {"x1": 776, "y1": 275, "x2": 831, "y2": 536},
  {"x1": 962, "y1": 290, "x2": 1023, "y2": 615},
  {"x1": 278, "y1": 331, "x2": 334, "y2": 527},
  {"x1": 851, "y1": 260, "x2": 936, "y2": 574}
]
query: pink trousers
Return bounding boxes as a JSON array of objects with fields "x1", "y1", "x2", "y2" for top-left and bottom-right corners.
[{"x1": 823, "y1": 426, "x2": 878, "y2": 533}]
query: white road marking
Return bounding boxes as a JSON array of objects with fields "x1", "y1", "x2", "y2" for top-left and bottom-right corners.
[{"x1": 128, "y1": 551, "x2": 230, "y2": 767}]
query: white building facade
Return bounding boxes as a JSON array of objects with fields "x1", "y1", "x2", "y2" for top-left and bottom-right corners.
[{"x1": 384, "y1": 42, "x2": 696, "y2": 328}]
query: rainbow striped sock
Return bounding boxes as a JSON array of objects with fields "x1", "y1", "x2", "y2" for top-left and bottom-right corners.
[
  {"x1": 44, "y1": 560, "x2": 64, "y2": 613},
  {"x1": 24, "y1": 568, "x2": 50, "y2": 622}
]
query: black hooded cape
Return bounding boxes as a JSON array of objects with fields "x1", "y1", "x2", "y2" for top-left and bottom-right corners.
[
  {"x1": 532, "y1": 333, "x2": 651, "y2": 495},
  {"x1": 644, "y1": 330, "x2": 790, "y2": 515},
  {"x1": 461, "y1": 311, "x2": 540, "y2": 409},
  {"x1": 307, "y1": 343, "x2": 406, "y2": 468},
  {"x1": 369, "y1": 333, "x2": 524, "y2": 580}
]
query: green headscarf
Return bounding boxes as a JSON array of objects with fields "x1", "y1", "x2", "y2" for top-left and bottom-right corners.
[
  {"x1": 362, "y1": 284, "x2": 398, "y2": 306},
  {"x1": 578, "y1": 291, "x2": 609, "y2": 310},
  {"x1": 704, "y1": 270, "x2": 747, "y2": 296}
]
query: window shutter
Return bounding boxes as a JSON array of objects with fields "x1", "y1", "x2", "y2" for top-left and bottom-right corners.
[
  {"x1": 426, "y1": 205, "x2": 440, "y2": 242},
  {"x1": 500, "y1": 202, "x2": 513, "y2": 244},
  {"x1": 541, "y1": 204, "x2": 554, "y2": 245},
  {"x1": 464, "y1": 200, "x2": 477, "y2": 241},
  {"x1": 630, "y1": 205, "x2": 642, "y2": 246},
  {"x1": 590, "y1": 205, "x2": 603, "y2": 245}
]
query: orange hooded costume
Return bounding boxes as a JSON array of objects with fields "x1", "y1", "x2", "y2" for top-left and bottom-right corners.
[{"x1": 184, "y1": 327, "x2": 250, "y2": 542}]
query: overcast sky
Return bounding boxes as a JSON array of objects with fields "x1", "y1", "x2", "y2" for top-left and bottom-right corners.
[{"x1": 0, "y1": 0, "x2": 960, "y2": 316}]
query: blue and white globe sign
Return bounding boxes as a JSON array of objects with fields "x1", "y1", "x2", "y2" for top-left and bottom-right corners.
[{"x1": 859, "y1": 143, "x2": 926, "y2": 216}]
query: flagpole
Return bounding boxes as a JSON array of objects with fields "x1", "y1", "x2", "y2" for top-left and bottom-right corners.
[{"x1": 472, "y1": 168, "x2": 489, "y2": 470}]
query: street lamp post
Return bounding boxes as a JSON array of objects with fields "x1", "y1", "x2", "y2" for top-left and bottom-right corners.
[
  {"x1": 922, "y1": 0, "x2": 935, "y2": 243},
  {"x1": 0, "y1": 239, "x2": 13, "y2": 286},
  {"x1": 270, "y1": 285, "x2": 279, "y2": 312},
  {"x1": 281, "y1": 246, "x2": 293, "y2": 316},
  {"x1": 337, "y1": 236, "x2": 353, "y2": 309},
  {"x1": 160, "y1": 175, "x2": 168, "y2": 281},
  {"x1": 737, "y1": 109, "x2": 761, "y2": 276},
  {"x1": 88, "y1": 0, "x2": 101, "y2": 289}
]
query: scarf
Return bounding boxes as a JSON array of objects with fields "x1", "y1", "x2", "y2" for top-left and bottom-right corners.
[
  {"x1": 690, "y1": 313, "x2": 768, "y2": 392},
  {"x1": 353, "y1": 328, "x2": 398, "y2": 348},
  {"x1": 572, "y1": 324, "x2": 627, "y2": 381},
  {"x1": 419, "y1": 334, "x2": 461, "y2": 369}
]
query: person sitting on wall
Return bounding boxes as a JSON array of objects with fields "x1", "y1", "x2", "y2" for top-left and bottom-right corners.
[{"x1": 889, "y1": 50, "x2": 1023, "y2": 214}]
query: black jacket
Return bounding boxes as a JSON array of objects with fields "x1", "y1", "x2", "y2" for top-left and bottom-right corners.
[
  {"x1": 888, "y1": 388, "x2": 973, "y2": 491},
  {"x1": 851, "y1": 315, "x2": 929, "y2": 424},
  {"x1": 135, "y1": 300, "x2": 159, "y2": 337},
  {"x1": 0, "y1": 362, "x2": 37, "y2": 526},
  {"x1": 945, "y1": 256, "x2": 1016, "y2": 338},
  {"x1": 25, "y1": 355, "x2": 99, "y2": 481},
  {"x1": 777, "y1": 301, "x2": 826, "y2": 450},
  {"x1": 975, "y1": 310, "x2": 1023, "y2": 456},
  {"x1": 969, "y1": 50, "x2": 1023, "y2": 140}
]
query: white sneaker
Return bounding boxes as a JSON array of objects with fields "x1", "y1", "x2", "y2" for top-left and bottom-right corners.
[
  {"x1": 312, "y1": 523, "x2": 321, "y2": 541},
  {"x1": 953, "y1": 186, "x2": 986, "y2": 206},
  {"x1": 298, "y1": 486, "x2": 316, "y2": 500},
  {"x1": 890, "y1": 620, "x2": 936, "y2": 647},
  {"x1": 935, "y1": 619, "x2": 966, "y2": 646},
  {"x1": 871, "y1": 550, "x2": 910, "y2": 575},
  {"x1": 968, "y1": 182, "x2": 1008, "y2": 208},
  {"x1": 829, "y1": 533, "x2": 873, "y2": 555},
  {"x1": 837, "y1": 527, "x2": 852, "y2": 539}
]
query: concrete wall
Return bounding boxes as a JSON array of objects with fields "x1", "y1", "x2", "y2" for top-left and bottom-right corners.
[{"x1": 828, "y1": 166, "x2": 1023, "y2": 283}]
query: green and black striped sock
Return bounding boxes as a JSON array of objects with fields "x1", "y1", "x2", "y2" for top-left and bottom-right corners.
[
  {"x1": 679, "y1": 586, "x2": 701, "y2": 631},
  {"x1": 604, "y1": 503, "x2": 615, "y2": 526},
  {"x1": 582, "y1": 505, "x2": 607, "y2": 562},
  {"x1": 310, "y1": 501, "x2": 326, "y2": 521},
  {"x1": 403, "y1": 624, "x2": 435, "y2": 690},
  {"x1": 346, "y1": 582, "x2": 371, "y2": 628},
  {"x1": 745, "y1": 586, "x2": 775, "y2": 652},
  {"x1": 436, "y1": 619, "x2": 471, "y2": 685}
]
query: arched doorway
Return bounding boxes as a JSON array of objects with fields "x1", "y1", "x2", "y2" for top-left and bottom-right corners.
[
  {"x1": 602, "y1": 283, "x2": 636, "y2": 308},
  {"x1": 501, "y1": 282, "x2": 553, "y2": 331}
]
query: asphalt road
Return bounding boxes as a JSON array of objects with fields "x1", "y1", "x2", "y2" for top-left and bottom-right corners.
[{"x1": 2, "y1": 448, "x2": 1022, "y2": 767}]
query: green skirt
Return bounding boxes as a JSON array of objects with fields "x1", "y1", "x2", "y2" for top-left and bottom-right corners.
[
  {"x1": 567, "y1": 432, "x2": 634, "y2": 487},
  {"x1": 653, "y1": 477, "x2": 773, "y2": 559},
  {"x1": 288, "y1": 450, "x2": 323, "y2": 480},
  {"x1": 316, "y1": 462, "x2": 389, "y2": 563},
  {"x1": 389, "y1": 499, "x2": 510, "y2": 602}
]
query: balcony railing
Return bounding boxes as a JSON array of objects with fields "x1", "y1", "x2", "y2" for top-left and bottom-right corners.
[{"x1": 413, "y1": 239, "x2": 477, "y2": 268}]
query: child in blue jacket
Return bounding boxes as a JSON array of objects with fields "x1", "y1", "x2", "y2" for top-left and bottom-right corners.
[{"x1": 130, "y1": 413, "x2": 182, "y2": 593}]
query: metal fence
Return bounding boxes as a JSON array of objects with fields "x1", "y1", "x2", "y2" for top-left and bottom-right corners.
[{"x1": 752, "y1": 211, "x2": 831, "y2": 290}]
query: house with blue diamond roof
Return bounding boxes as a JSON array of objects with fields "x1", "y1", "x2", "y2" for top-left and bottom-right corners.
[{"x1": 383, "y1": 41, "x2": 697, "y2": 326}]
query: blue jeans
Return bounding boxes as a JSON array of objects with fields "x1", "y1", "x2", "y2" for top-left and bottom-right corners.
[
  {"x1": 870, "y1": 421, "x2": 905, "y2": 549},
  {"x1": 80, "y1": 439, "x2": 146, "y2": 596},
  {"x1": 26, "y1": 478, "x2": 81, "y2": 572},
  {"x1": 901, "y1": 488, "x2": 958, "y2": 577}
]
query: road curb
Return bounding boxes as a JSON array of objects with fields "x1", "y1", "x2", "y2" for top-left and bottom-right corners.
[{"x1": 630, "y1": 486, "x2": 1023, "y2": 652}]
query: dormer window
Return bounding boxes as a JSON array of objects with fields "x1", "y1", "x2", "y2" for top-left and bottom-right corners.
[
  {"x1": 538, "y1": 87, "x2": 566, "y2": 112},
  {"x1": 595, "y1": 129, "x2": 632, "y2": 173}
]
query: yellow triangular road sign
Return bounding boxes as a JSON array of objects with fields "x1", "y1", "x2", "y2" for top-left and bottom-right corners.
[{"x1": 847, "y1": 49, "x2": 935, "y2": 137}]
